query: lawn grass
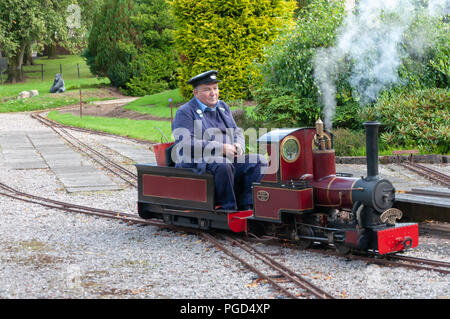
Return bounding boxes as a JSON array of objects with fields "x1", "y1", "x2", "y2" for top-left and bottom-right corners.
[
  {"x1": 0, "y1": 89, "x2": 114, "y2": 113},
  {"x1": 47, "y1": 111, "x2": 173, "y2": 142},
  {"x1": 0, "y1": 55, "x2": 112, "y2": 113},
  {"x1": 123, "y1": 89, "x2": 185, "y2": 118},
  {"x1": 0, "y1": 55, "x2": 110, "y2": 99}
]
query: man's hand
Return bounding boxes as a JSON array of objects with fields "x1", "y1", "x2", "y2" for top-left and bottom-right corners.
[
  {"x1": 222, "y1": 143, "x2": 236, "y2": 157},
  {"x1": 233, "y1": 143, "x2": 244, "y2": 156},
  {"x1": 223, "y1": 143, "x2": 244, "y2": 157}
]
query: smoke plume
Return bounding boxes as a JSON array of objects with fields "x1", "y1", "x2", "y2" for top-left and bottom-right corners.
[{"x1": 313, "y1": 0, "x2": 449, "y2": 130}]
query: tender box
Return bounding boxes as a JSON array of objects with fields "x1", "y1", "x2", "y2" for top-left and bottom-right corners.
[
  {"x1": 375, "y1": 223, "x2": 419, "y2": 255},
  {"x1": 136, "y1": 164, "x2": 214, "y2": 210},
  {"x1": 136, "y1": 163, "x2": 252, "y2": 233}
]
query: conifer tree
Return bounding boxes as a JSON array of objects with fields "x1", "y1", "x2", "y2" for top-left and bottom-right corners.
[{"x1": 83, "y1": 0, "x2": 138, "y2": 88}]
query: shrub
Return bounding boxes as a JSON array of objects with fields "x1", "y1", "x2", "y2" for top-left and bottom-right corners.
[
  {"x1": 83, "y1": 0, "x2": 179, "y2": 94},
  {"x1": 252, "y1": 1, "x2": 449, "y2": 130},
  {"x1": 251, "y1": 0, "x2": 348, "y2": 127},
  {"x1": 398, "y1": 10, "x2": 449, "y2": 90},
  {"x1": 171, "y1": 0, "x2": 296, "y2": 101},
  {"x1": 124, "y1": 0, "x2": 180, "y2": 96},
  {"x1": 252, "y1": 85, "x2": 321, "y2": 128},
  {"x1": 366, "y1": 88, "x2": 449, "y2": 154},
  {"x1": 332, "y1": 128, "x2": 366, "y2": 157},
  {"x1": 82, "y1": 0, "x2": 138, "y2": 88}
]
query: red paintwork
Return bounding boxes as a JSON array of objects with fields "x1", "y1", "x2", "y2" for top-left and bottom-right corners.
[
  {"x1": 142, "y1": 174, "x2": 207, "y2": 202},
  {"x1": 227, "y1": 210, "x2": 253, "y2": 233},
  {"x1": 152, "y1": 142, "x2": 174, "y2": 166},
  {"x1": 253, "y1": 185, "x2": 314, "y2": 220},
  {"x1": 261, "y1": 172, "x2": 278, "y2": 183},
  {"x1": 310, "y1": 176, "x2": 356, "y2": 209},
  {"x1": 345, "y1": 230, "x2": 359, "y2": 246},
  {"x1": 279, "y1": 129, "x2": 315, "y2": 181},
  {"x1": 376, "y1": 223, "x2": 419, "y2": 254},
  {"x1": 261, "y1": 141, "x2": 278, "y2": 183},
  {"x1": 312, "y1": 150, "x2": 336, "y2": 180}
]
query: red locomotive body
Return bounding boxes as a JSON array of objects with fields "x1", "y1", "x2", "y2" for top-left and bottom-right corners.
[{"x1": 136, "y1": 121, "x2": 418, "y2": 255}]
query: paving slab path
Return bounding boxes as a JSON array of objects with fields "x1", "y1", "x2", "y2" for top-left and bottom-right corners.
[{"x1": 0, "y1": 130, "x2": 121, "y2": 193}]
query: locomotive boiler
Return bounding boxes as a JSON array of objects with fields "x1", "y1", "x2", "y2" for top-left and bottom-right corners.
[{"x1": 136, "y1": 121, "x2": 418, "y2": 255}]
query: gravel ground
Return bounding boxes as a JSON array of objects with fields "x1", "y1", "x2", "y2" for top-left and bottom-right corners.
[{"x1": 0, "y1": 112, "x2": 448, "y2": 299}]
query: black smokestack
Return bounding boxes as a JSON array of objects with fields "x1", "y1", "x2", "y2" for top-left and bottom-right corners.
[{"x1": 363, "y1": 121, "x2": 380, "y2": 180}]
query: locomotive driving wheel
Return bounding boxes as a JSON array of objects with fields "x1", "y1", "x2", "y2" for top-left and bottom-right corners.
[
  {"x1": 293, "y1": 225, "x2": 314, "y2": 249},
  {"x1": 334, "y1": 243, "x2": 351, "y2": 255}
]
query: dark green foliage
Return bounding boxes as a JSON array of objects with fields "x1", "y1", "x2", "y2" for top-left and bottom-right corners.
[
  {"x1": 83, "y1": 0, "x2": 179, "y2": 94},
  {"x1": 82, "y1": 0, "x2": 137, "y2": 88},
  {"x1": 252, "y1": 85, "x2": 321, "y2": 128},
  {"x1": 251, "y1": 0, "x2": 348, "y2": 127},
  {"x1": 252, "y1": 0, "x2": 449, "y2": 132},
  {"x1": 364, "y1": 88, "x2": 449, "y2": 154},
  {"x1": 332, "y1": 128, "x2": 366, "y2": 157},
  {"x1": 398, "y1": 11, "x2": 449, "y2": 90},
  {"x1": 124, "y1": 0, "x2": 180, "y2": 96}
]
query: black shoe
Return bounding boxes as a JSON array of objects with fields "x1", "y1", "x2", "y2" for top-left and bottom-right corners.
[{"x1": 239, "y1": 205, "x2": 253, "y2": 211}]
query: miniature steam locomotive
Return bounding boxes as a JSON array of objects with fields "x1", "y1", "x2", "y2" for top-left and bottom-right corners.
[{"x1": 136, "y1": 121, "x2": 418, "y2": 255}]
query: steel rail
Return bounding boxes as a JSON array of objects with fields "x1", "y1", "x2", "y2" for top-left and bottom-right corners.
[
  {"x1": 200, "y1": 232, "x2": 299, "y2": 299},
  {"x1": 245, "y1": 236, "x2": 450, "y2": 275},
  {"x1": 30, "y1": 108, "x2": 154, "y2": 146},
  {"x1": 396, "y1": 189, "x2": 450, "y2": 199},
  {"x1": 0, "y1": 181, "x2": 308, "y2": 298},
  {"x1": 413, "y1": 163, "x2": 450, "y2": 184},
  {"x1": 30, "y1": 112, "x2": 138, "y2": 187},
  {"x1": 225, "y1": 235, "x2": 334, "y2": 299},
  {"x1": 398, "y1": 162, "x2": 450, "y2": 187},
  {"x1": 0, "y1": 182, "x2": 156, "y2": 226},
  {"x1": 388, "y1": 254, "x2": 450, "y2": 270}
]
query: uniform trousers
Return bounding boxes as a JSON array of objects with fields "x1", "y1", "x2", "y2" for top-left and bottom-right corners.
[
  {"x1": 207, "y1": 154, "x2": 266, "y2": 210},
  {"x1": 176, "y1": 154, "x2": 266, "y2": 210}
]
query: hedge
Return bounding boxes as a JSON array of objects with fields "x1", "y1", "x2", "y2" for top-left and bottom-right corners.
[{"x1": 171, "y1": 0, "x2": 296, "y2": 101}]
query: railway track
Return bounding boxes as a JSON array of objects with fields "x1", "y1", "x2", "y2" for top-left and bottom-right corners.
[
  {"x1": 0, "y1": 181, "x2": 148, "y2": 225},
  {"x1": 30, "y1": 109, "x2": 154, "y2": 146},
  {"x1": 5, "y1": 114, "x2": 450, "y2": 296},
  {"x1": 341, "y1": 251, "x2": 450, "y2": 275},
  {"x1": 31, "y1": 111, "x2": 138, "y2": 188},
  {"x1": 0, "y1": 179, "x2": 335, "y2": 299},
  {"x1": 0, "y1": 179, "x2": 449, "y2": 298},
  {"x1": 202, "y1": 232, "x2": 334, "y2": 299},
  {"x1": 246, "y1": 235, "x2": 450, "y2": 275},
  {"x1": 398, "y1": 162, "x2": 450, "y2": 187}
]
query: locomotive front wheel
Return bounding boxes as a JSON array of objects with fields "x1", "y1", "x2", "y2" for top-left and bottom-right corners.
[{"x1": 294, "y1": 225, "x2": 314, "y2": 249}]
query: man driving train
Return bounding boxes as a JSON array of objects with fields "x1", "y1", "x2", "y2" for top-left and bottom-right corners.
[{"x1": 171, "y1": 70, "x2": 266, "y2": 211}]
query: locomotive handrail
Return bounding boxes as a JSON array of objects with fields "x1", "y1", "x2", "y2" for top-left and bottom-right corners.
[{"x1": 312, "y1": 186, "x2": 365, "y2": 191}]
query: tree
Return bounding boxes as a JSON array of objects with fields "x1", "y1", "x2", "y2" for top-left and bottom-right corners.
[
  {"x1": 171, "y1": 0, "x2": 296, "y2": 101},
  {"x1": 83, "y1": 0, "x2": 180, "y2": 95},
  {"x1": 0, "y1": 0, "x2": 91, "y2": 83},
  {"x1": 83, "y1": 0, "x2": 138, "y2": 88},
  {"x1": 0, "y1": 0, "x2": 45, "y2": 83},
  {"x1": 124, "y1": 0, "x2": 180, "y2": 96}
]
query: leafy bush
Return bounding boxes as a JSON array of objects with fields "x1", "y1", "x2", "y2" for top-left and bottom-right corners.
[
  {"x1": 252, "y1": 1, "x2": 449, "y2": 131},
  {"x1": 332, "y1": 128, "x2": 366, "y2": 157},
  {"x1": 365, "y1": 88, "x2": 449, "y2": 154},
  {"x1": 82, "y1": 0, "x2": 138, "y2": 88},
  {"x1": 124, "y1": 0, "x2": 180, "y2": 96},
  {"x1": 252, "y1": 86, "x2": 321, "y2": 128},
  {"x1": 398, "y1": 10, "x2": 449, "y2": 90},
  {"x1": 171, "y1": 0, "x2": 296, "y2": 101},
  {"x1": 251, "y1": 0, "x2": 348, "y2": 127},
  {"x1": 83, "y1": 0, "x2": 179, "y2": 94}
]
